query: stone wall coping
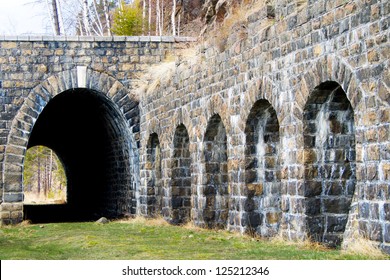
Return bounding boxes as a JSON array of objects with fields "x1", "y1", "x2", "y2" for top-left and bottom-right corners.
[{"x1": 0, "y1": 35, "x2": 197, "y2": 43}]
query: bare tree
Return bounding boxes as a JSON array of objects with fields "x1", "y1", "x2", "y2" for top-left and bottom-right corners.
[
  {"x1": 45, "y1": 0, "x2": 61, "y2": 35},
  {"x1": 92, "y1": 0, "x2": 104, "y2": 35},
  {"x1": 37, "y1": 149, "x2": 41, "y2": 195},
  {"x1": 171, "y1": 0, "x2": 176, "y2": 36},
  {"x1": 156, "y1": 0, "x2": 161, "y2": 35},
  {"x1": 56, "y1": 0, "x2": 66, "y2": 34},
  {"x1": 161, "y1": 0, "x2": 164, "y2": 35},
  {"x1": 82, "y1": 0, "x2": 92, "y2": 35},
  {"x1": 103, "y1": 0, "x2": 112, "y2": 35},
  {"x1": 148, "y1": 0, "x2": 152, "y2": 35},
  {"x1": 33, "y1": 0, "x2": 193, "y2": 37}
]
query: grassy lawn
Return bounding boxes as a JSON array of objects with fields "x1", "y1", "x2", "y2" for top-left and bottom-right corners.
[{"x1": 0, "y1": 218, "x2": 388, "y2": 260}]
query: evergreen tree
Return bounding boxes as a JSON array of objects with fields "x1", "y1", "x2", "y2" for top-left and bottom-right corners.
[{"x1": 111, "y1": 0, "x2": 144, "y2": 35}]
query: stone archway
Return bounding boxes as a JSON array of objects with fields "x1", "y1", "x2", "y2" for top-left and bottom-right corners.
[
  {"x1": 203, "y1": 114, "x2": 229, "y2": 229},
  {"x1": 171, "y1": 124, "x2": 192, "y2": 224},
  {"x1": 146, "y1": 133, "x2": 163, "y2": 216},
  {"x1": 1, "y1": 69, "x2": 139, "y2": 224},
  {"x1": 244, "y1": 99, "x2": 281, "y2": 237},
  {"x1": 303, "y1": 81, "x2": 356, "y2": 247}
]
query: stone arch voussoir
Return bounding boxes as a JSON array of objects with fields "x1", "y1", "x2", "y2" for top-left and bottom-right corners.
[
  {"x1": 142, "y1": 118, "x2": 162, "y2": 151},
  {"x1": 166, "y1": 108, "x2": 193, "y2": 147},
  {"x1": 297, "y1": 55, "x2": 361, "y2": 118},
  {"x1": 200, "y1": 94, "x2": 230, "y2": 141},
  {"x1": 2, "y1": 68, "x2": 134, "y2": 219},
  {"x1": 241, "y1": 77, "x2": 282, "y2": 127}
]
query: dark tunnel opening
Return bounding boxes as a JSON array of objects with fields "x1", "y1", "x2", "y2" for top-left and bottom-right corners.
[{"x1": 24, "y1": 89, "x2": 133, "y2": 223}]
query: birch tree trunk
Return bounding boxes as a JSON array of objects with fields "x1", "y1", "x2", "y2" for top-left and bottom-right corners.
[
  {"x1": 78, "y1": 17, "x2": 84, "y2": 36},
  {"x1": 46, "y1": 0, "x2": 61, "y2": 35},
  {"x1": 156, "y1": 0, "x2": 161, "y2": 36},
  {"x1": 83, "y1": 0, "x2": 91, "y2": 35},
  {"x1": 43, "y1": 156, "x2": 48, "y2": 197},
  {"x1": 52, "y1": 0, "x2": 61, "y2": 35},
  {"x1": 49, "y1": 149, "x2": 53, "y2": 192},
  {"x1": 178, "y1": 13, "x2": 180, "y2": 36},
  {"x1": 92, "y1": 0, "x2": 104, "y2": 36},
  {"x1": 37, "y1": 151, "x2": 41, "y2": 195},
  {"x1": 148, "y1": 0, "x2": 152, "y2": 35},
  {"x1": 161, "y1": 0, "x2": 164, "y2": 35},
  {"x1": 142, "y1": 0, "x2": 146, "y2": 35},
  {"x1": 56, "y1": 0, "x2": 65, "y2": 35},
  {"x1": 103, "y1": 0, "x2": 112, "y2": 36},
  {"x1": 171, "y1": 0, "x2": 176, "y2": 36}
]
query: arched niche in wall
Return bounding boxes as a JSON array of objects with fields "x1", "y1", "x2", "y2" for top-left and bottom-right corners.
[
  {"x1": 203, "y1": 114, "x2": 229, "y2": 229},
  {"x1": 303, "y1": 81, "x2": 356, "y2": 247},
  {"x1": 244, "y1": 99, "x2": 281, "y2": 237},
  {"x1": 146, "y1": 133, "x2": 162, "y2": 216},
  {"x1": 171, "y1": 124, "x2": 192, "y2": 224}
]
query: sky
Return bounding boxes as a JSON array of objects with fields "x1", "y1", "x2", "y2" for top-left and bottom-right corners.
[{"x1": 0, "y1": 0, "x2": 49, "y2": 35}]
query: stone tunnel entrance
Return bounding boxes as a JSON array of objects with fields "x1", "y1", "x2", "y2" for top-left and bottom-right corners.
[{"x1": 23, "y1": 88, "x2": 134, "y2": 223}]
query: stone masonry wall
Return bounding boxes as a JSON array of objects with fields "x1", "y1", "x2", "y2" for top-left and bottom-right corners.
[
  {"x1": 0, "y1": 35, "x2": 193, "y2": 224},
  {"x1": 0, "y1": 0, "x2": 388, "y2": 254},
  {"x1": 139, "y1": 0, "x2": 390, "y2": 252}
]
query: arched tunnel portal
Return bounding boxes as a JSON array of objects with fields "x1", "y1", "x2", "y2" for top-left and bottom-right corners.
[{"x1": 24, "y1": 88, "x2": 135, "y2": 223}]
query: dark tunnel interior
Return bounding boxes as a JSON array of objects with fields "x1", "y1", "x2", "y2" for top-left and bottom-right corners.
[{"x1": 24, "y1": 89, "x2": 132, "y2": 223}]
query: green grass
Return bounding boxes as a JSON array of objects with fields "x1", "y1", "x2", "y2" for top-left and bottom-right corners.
[{"x1": 0, "y1": 219, "x2": 388, "y2": 260}]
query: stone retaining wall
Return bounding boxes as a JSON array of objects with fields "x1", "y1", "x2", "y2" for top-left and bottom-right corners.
[
  {"x1": 0, "y1": 0, "x2": 388, "y2": 253},
  {"x1": 139, "y1": 0, "x2": 390, "y2": 252}
]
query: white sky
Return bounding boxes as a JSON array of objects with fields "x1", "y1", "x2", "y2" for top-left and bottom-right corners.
[{"x1": 0, "y1": 0, "x2": 49, "y2": 35}]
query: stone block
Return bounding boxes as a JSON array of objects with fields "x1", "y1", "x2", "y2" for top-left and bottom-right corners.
[
  {"x1": 304, "y1": 181, "x2": 322, "y2": 197},
  {"x1": 384, "y1": 223, "x2": 390, "y2": 243},
  {"x1": 381, "y1": 244, "x2": 390, "y2": 255},
  {"x1": 369, "y1": 221, "x2": 383, "y2": 242},
  {"x1": 4, "y1": 181, "x2": 22, "y2": 192},
  {"x1": 306, "y1": 198, "x2": 321, "y2": 215},
  {"x1": 172, "y1": 197, "x2": 183, "y2": 209},
  {"x1": 359, "y1": 201, "x2": 370, "y2": 219},
  {"x1": 2, "y1": 42, "x2": 17, "y2": 49},
  {"x1": 380, "y1": 163, "x2": 390, "y2": 180},
  {"x1": 367, "y1": 144, "x2": 380, "y2": 161},
  {"x1": 380, "y1": 110, "x2": 390, "y2": 123},
  {"x1": 384, "y1": 203, "x2": 390, "y2": 221},
  {"x1": 313, "y1": 44, "x2": 324, "y2": 57},
  {"x1": 247, "y1": 183, "x2": 263, "y2": 197},
  {"x1": 0, "y1": 211, "x2": 10, "y2": 219},
  {"x1": 367, "y1": 164, "x2": 378, "y2": 180},
  {"x1": 3, "y1": 193, "x2": 23, "y2": 203},
  {"x1": 323, "y1": 233, "x2": 342, "y2": 247},
  {"x1": 323, "y1": 197, "x2": 352, "y2": 214},
  {"x1": 281, "y1": 197, "x2": 290, "y2": 212},
  {"x1": 245, "y1": 170, "x2": 257, "y2": 183},
  {"x1": 304, "y1": 149, "x2": 317, "y2": 163},
  {"x1": 247, "y1": 212, "x2": 262, "y2": 228},
  {"x1": 378, "y1": 127, "x2": 389, "y2": 143},
  {"x1": 146, "y1": 196, "x2": 156, "y2": 206},
  {"x1": 325, "y1": 215, "x2": 348, "y2": 233},
  {"x1": 266, "y1": 212, "x2": 281, "y2": 225},
  {"x1": 370, "y1": 203, "x2": 380, "y2": 220},
  {"x1": 307, "y1": 216, "x2": 325, "y2": 236},
  {"x1": 203, "y1": 209, "x2": 215, "y2": 222},
  {"x1": 10, "y1": 211, "x2": 23, "y2": 220},
  {"x1": 244, "y1": 198, "x2": 255, "y2": 212}
]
